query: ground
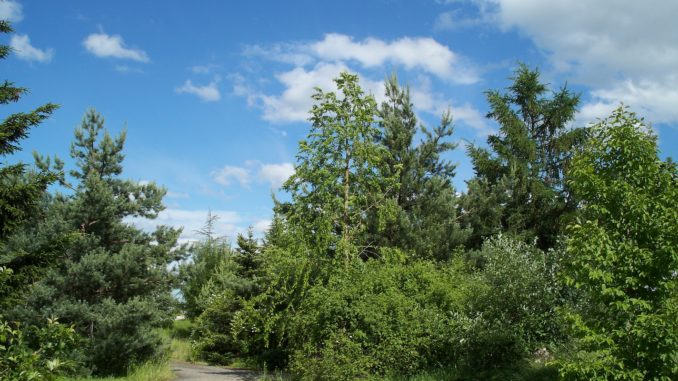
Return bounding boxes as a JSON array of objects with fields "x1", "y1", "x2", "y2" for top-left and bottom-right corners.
[{"x1": 171, "y1": 361, "x2": 259, "y2": 381}]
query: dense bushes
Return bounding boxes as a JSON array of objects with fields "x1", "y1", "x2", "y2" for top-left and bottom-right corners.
[
  {"x1": 190, "y1": 234, "x2": 565, "y2": 380},
  {"x1": 0, "y1": 318, "x2": 83, "y2": 381}
]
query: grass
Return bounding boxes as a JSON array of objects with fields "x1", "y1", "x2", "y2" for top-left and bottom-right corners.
[
  {"x1": 59, "y1": 319, "x2": 197, "y2": 381},
  {"x1": 57, "y1": 360, "x2": 174, "y2": 381},
  {"x1": 166, "y1": 318, "x2": 198, "y2": 363}
]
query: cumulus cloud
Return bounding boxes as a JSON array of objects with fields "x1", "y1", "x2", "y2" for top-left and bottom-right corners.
[
  {"x1": 211, "y1": 161, "x2": 295, "y2": 190},
  {"x1": 83, "y1": 32, "x2": 149, "y2": 62},
  {"x1": 308, "y1": 34, "x2": 477, "y2": 83},
  {"x1": 252, "y1": 219, "x2": 272, "y2": 234},
  {"x1": 410, "y1": 84, "x2": 491, "y2": 135},
  {"x1": 235, "y1": 33, "x2": 484, "y2": 133},
  {"x1": 482, "y1": 0, "x2": 678, "y2": 124},
  {"x1": 176, "y1": 78, "x2": 221, "y2": 102},
  {"x1": 246, "y1": 33, "x2": 477, "y2": 84},
  {"x1": 211, "y1": 165, "x2": 251, "y2": 187},
  {"x1": 10, "y1": 34, "x2": 53, "y2": 63},
  {"x1": 0, "y1": 0, "x2": 22, "y2": 22},
  {"x1": 259, "y1": 163, "x2": 295, "y2": 188},
  {"x1": 259, "y1": 62, "x2": 380, "y2": 122}
]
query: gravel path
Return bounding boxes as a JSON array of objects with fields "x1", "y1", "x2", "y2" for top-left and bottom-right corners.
[{"x1": 171, "y1": 361, "x2": 259, "y2": 381}]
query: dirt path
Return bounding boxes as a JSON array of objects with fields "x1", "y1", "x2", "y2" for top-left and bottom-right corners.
[{"x1": 171, "y1": 361, "x2": 259, "y2": 381}]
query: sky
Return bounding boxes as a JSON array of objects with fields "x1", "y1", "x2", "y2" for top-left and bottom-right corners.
[{"x1": 3, "y1": 0, "x2": 677, "y2": 242}]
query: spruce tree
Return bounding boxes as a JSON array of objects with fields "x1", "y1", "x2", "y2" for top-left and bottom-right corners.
[{"x1": 461, "y1": 64, "x2": 585, "y2": 249}]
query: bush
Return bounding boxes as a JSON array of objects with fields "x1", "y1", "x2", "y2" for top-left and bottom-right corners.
[
  {"x1": 463, "y1": 236, "x2": 565, "y2": 370},
  {"x1": 0, "y1": 317, "x2": 83, "y2": 381},
  {"x1": 273, "y1": 257, "x2": 471, "y2": 379}
]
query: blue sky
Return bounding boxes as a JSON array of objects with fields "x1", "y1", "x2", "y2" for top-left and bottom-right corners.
[{"x1": 3, "y1": 0, "x2": 677, "y2": 242}]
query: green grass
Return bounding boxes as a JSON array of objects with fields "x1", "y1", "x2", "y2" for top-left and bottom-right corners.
[
  {"x1": 57, "y1": 360, "x2": 174, "y2": 381},
  {"x1": 166, "y1": 318, "x2": 197, "y2": 363},
  {"x1": 59, "y1": 319, "x2": 198, "y2": 381}
]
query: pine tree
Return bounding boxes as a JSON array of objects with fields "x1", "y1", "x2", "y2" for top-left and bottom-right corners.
[
  {"x1": 0, "y1": 20, "x2": 57, "y2": 241},
  {"x1": 13, "y1": 109, "x2": 184, "y2": 376},
  {"x1": 372, "y1": 74, "x2": 468, "y2": 260},
  {"x1": 0, "y1": 20, "x2": 59, "y2": 310},
  {"x1": 461, "y1": 64, "x2": 585, "y2": 249}
]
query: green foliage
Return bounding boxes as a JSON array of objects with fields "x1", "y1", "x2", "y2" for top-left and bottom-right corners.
[
  {"x1": 558, "y1": 106, "x2": 678, "y2": 380},
  {"x1": 281, "y1": 71, "x2": 395, "y2": 262},
  {"x1": 372, "y1": 74, "x2": 468, "y2": 261},
  {"x1": 461, "y1": 63, "x2": 585, "y2": 250},
  {"x1": 0, "y1": 20, "x2": 59, "y2": 308},
  {"x1": 0, "y1": 318, "x2": 82, "y2": 381},
  {"x1": 464, "y1": 236, "x2": 564, "y2": 370},
  {"x1": 179, "y1": 212, "x2": 235, "y2": 319},
  {"x1": 0, "y1": 20, "x2": 58, "y2": 242},
  {"x1": 7, "y1": 110, "x2": 184, "y2": 376},
  {"x1": 286, "y1": 259, "x2": 470, "y2": 380}
]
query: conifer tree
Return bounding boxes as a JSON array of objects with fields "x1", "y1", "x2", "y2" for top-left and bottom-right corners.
[
  {"x1": 235, "y1": 227, "x2": 261, "y2": 278},
  {"x1": 0, "y1": 20, "x2": 59, "y2": 310},
  {"x1": 461, "y1": 64, "x2": 585, "y2": 249},
  {"x1": 14, "y1": 109, "x2": 184, "y2": 375},
  {"x1": 0, "y1": 20, "x2": 57, "y2": 241},
  {"x1": 372, "y1": 74, "x2": 468, "y2": 260}
]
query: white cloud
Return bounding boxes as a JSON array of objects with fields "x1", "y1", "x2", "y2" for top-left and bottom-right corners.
[
  {"x1": 211, "y1": 161, "x2": 295, "y2": 189},
  {"x1": 409, "y1": 76, "x2": 492, "y2": 135},
  {"x1": 83, "y1": 32, "x2": 149, "y2": 62},
  {"x1": 211, "y1": 165, "x2": 250, "y2": 187},
  {"x1": 312, "y1": 34, "x2": 477, "y2": 83},
  {"x1": 243, "y1": 33, "x2": 477, "y2": 84},
  {"x1": 10, "y1": 34, "x2": 53, "y2": 63},
  {"x1": 258, "y1": 162, "x2": 294, "y2": 188},
  {"x1": 259, "y1": 62, "x2": 348, "y2": 122},
  {"x1": 483, "y1": 0, "x2": 678, "y2": 124},
  {"x1": 252, "y1": 219, "x2": 272, "y2": 234},
  {"x1": 0, "y1": 0, "x2": 22, "y2": 22},
  {"x1": 245, "y1": 62, "x2": 383, "y2": 123},
  {"x1": 577, "y1": 79, "x2": 678, "y2": 126},
  {"x1": 175, "y1": 78, "x2": 221, "y2": 102},
  {"x1": 236, "y1": 34, "x2": 482, "y2": 128}
]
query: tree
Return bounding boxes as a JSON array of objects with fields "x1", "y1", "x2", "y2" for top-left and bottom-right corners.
[
  {"x1": 461, "y1": 64, "x2": 584, "y2": 249},
  {"x1": 0, "y1": 20, "x2": 82, "y2": 381},
  {"x1": 371, "y1": 74, "x2": 468, "y2": 260},
  {"x1": 281, "y1": 71, "x2": 394, "y2": 263},
  {"x1": 559, "y1": 106, "x2": 677, "y2": 380},
  {"x1": 13, "y1": 109, "x2": 184, "y2": 376},
  {"x1": 0, "y1": 20, "x2": 57, "y2": 242},
  {"x1": 234, "y1": 227, "x2": 262, "y2": 279},
  {"x1": 179, "y1": 212, "x2": 233, "y2": 319}
]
